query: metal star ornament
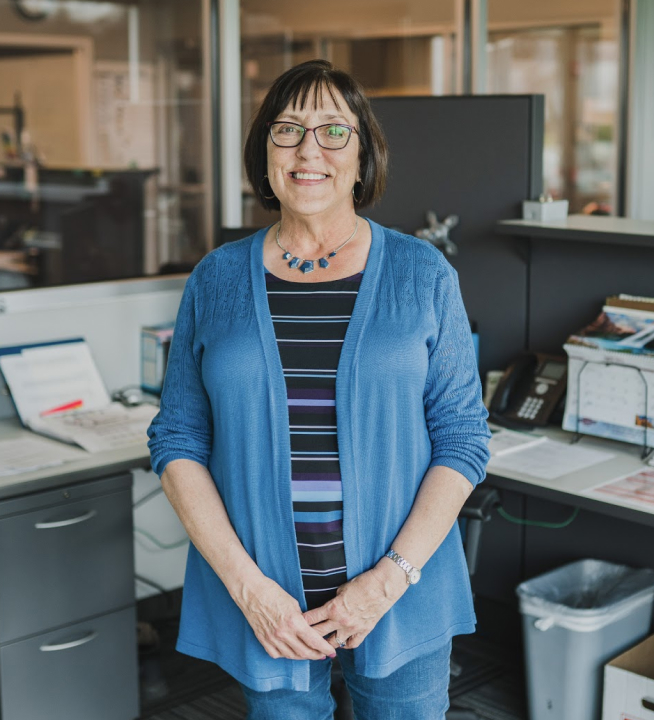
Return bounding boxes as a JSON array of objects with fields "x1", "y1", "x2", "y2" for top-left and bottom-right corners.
[{"x1": 415, "y1": 211, "x2": 459, "y2": 255}]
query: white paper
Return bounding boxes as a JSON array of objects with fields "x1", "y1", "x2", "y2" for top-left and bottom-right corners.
[
  {"x1": 583, "y1": 467, "x2": 654, "y2": 510},
  {"x1": 28, "y1": 403, "x2": 158, "y2": 453},
  {"x1": 0, "y1": 342, "x2": 110, "y2": 424},
  {"x1": 488, "y1": 438, "x2": 614, "y2": 480},
  {"x1": 488, "y1": 429, "x2": 547, "y2": 457},
  {"x1": 0, "y1": 436, "x2": 87, "y2": 477}
]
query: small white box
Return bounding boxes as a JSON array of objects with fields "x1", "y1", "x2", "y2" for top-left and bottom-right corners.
[
  {"x1": 522, "y1": 198, "x2": 569, "y2": 222},
  {"x1": 602, "y1": 634, "x2": 654, "y2": 720}
]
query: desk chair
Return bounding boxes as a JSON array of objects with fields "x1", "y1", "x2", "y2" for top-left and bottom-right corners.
[{"x1": 447, "y1": 485, "x2": 501, "y2": 720}]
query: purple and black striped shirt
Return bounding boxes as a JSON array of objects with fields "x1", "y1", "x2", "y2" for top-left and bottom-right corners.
[{"x1": 264, "y1": 267, "x2": 364, "y2": 610}]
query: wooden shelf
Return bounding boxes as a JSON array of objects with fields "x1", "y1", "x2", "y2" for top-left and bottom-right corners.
[{"x1": 496, "y1": 214, "x2": 654, "y2": 249}]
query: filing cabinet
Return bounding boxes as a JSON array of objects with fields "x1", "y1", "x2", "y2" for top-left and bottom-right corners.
[{"x1": 0, "y1": 473, "x2": 139, "y2": 720}]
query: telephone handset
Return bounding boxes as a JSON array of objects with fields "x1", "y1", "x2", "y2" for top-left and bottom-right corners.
[{"x1": 490, "y1": 352, "x2": 567, "y2": 429}]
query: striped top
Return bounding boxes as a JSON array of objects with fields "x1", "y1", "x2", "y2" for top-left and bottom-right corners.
[{"x1": 264, "y1": 266, "x2": 364, "y2": 610}]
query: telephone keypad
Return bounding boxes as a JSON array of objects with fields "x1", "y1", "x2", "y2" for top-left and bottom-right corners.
[{"x1": 517, "y1": 396, "x2": 544, "y2": 420}]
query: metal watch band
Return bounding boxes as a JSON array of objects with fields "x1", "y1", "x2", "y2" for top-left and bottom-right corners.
[{"x1": 385, "y1": 549, "x2": 421, "y2": 584}]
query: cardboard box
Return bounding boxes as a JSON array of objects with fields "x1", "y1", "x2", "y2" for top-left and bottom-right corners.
[{"x1": 602, "y1": 634, "x2": 654, "y2": 720}]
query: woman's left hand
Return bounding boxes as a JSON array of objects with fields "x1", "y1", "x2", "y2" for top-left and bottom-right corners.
[{"x1": 302, "y1": 562, "x2": 409, "y2": 650}]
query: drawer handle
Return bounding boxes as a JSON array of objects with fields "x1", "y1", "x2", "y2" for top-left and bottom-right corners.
[
  {"x1": 34, "y1": 509, "x2": 97, "y2": 529},
  {"x1": 40, "y1": 631, "x2": 98, "y2": 652}
]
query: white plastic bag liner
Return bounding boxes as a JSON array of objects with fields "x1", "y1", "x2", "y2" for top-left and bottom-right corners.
[{"x1": 517, "y1": 559, "x2": 654, "y2": 632}]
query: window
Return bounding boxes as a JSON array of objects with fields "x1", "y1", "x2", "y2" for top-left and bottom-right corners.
[
  {"x1": 0, "y1": 0, "x2": 211, "y2": 290},
  {"x1": 487, "y1": 1, "x2": 619, "y2": 213}
]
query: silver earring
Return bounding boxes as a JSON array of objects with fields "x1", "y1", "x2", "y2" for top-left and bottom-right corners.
[{"x1": 261, "y1": 175, "x2": 276, "y2": 200}]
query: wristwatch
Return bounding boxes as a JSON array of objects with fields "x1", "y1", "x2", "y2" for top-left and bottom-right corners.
[{"x1": 385, "y1": 549, "x2": 422, "y2": 585}]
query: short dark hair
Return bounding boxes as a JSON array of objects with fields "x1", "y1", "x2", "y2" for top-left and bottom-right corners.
[{"x1": 244, "y1": 60, "x2": 388, "y2": 212}]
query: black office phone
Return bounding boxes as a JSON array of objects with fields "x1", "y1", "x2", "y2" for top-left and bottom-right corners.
[{"x1": 490, "y1": 352, "x2": 567, "y2": 429}]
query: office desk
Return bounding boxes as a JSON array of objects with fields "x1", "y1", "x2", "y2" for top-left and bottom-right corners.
[
  {"x1": 486, "y1": 425, "x2": 654, "y2": 529},
  {"x1": 0, "y1": 417, "x2": 151, "y2": 500},
  {"x1": 1, "y1": 416, "x2": 652, "y2": 717},
  {"x1": 0, "y1": 418, "x2": 150, "y2": 720}
]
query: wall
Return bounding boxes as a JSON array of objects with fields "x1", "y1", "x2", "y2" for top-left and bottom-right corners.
[
  {"x1": 242, "y1": 0, "x2": 617, "y2": 38},
  {"x1": 0, "y1": 52, "x2": 82, "y2": 165},
  {"x1": 366, "y1": 95, "x2": 543, "y2": 376},
  {"x1": 0, "y1": 276, "x2": 185, "y2": 418},
  {"x1": 350, "y1": 37, "x2": 433, "y2": 94},
  {"x1": 488, "y1": 0, "x2": 617, "y2": 30},
  {"x1": 242, "y1": 0, "x2": 456, "y2": 38},
  {"x1": 0, "y1": 4, "x2": 130, "y2": 61},
  {"x1": 133, "y1": 467, "x2": 189, "y2": 599}
]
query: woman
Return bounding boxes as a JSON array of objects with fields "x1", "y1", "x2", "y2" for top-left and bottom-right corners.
[{"x1": 148, "y1": 59, "x2": 490, "y2": 719}]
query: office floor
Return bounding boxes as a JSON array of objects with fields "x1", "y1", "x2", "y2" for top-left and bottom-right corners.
[{"x1": 138, "y1": 617, "x2": 528, "y2": 720}]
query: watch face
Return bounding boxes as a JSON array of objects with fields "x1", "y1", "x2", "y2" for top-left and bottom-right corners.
[{"x1": 408, "y1": 567, "x2": 421, "y2": 584}]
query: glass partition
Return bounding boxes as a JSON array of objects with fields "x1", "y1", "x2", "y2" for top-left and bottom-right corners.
[{"x1": 0, "y1": 0, "x2": 211, "y2": 291}]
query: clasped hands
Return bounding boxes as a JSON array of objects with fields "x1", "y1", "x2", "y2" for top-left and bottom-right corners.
[{"x1": 242, "y1": 562, "x2": 408, "y2": 661}]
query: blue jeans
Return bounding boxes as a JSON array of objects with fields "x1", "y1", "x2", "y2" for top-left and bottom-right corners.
[{"x1": 239, "y1": 640, "x2": 452, "y2": 720}]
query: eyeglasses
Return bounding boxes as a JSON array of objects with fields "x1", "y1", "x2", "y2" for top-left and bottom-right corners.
[{"x1": 267, "y1": 121, "x2": 358, "y2": 150}]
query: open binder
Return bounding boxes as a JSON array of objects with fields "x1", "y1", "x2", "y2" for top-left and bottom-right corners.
[{"x1": 0, "y1": 338, "x2": 157, "y2": 453}]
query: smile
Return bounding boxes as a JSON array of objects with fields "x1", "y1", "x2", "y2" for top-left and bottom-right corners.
[{"x1": 290, "y1": 172, "x2": 328, "y2": 180}]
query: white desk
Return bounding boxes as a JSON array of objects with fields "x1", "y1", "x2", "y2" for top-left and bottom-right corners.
[
  {"x1": 487, "y1": 425, "x2": 654, "y2": 528},
  {"x1": 2, "y1": 417, "x2": 652, "y2": 525},
  {"x1": 0, "y1": 417, "x2": 151, "y2": 500},
  {"x1": 1, "y1": 415, "x2": 651, "y2": 720}
]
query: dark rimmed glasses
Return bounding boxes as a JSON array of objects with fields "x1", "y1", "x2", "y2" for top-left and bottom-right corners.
[{"x1": 267, "y1": 121, "x2": 358, "y2": 150}]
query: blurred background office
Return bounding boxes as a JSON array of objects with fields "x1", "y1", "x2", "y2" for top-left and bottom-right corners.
[
  {"x1": 0, "y1": 0, "x2": 210, "y2": 289},
  {"x1": 2, "y1": 4, "x2": 654, "y2": 719},
  {"x1": 0, "y1": 0, "x2": 651, "y2": 292}
]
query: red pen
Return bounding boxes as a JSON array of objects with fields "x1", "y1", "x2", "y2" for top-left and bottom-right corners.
[{"x1": 40, "y1": 399, "x2": 84, "y2": 417}]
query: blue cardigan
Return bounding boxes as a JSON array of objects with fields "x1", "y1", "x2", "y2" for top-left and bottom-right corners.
[{"x1": 147, "y1": 219, "x2": 491, "y2": 691}]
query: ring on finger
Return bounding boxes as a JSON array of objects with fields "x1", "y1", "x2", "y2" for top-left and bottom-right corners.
[{"x1": 335, "y1": 636, "x2": 347, "y2": 649}]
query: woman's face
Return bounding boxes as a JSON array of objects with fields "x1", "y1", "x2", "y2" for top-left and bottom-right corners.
[{"x1": 266, "y1": 85, "x2": 360, "y2": 221}]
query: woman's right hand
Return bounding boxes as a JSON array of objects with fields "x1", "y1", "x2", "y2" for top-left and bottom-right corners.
[{"x1": 238, "y1": 576, "x2": 337, "y2": 661}]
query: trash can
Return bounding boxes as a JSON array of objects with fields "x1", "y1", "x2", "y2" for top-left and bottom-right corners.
[{"x1": 517, "y1": 559, "x2": 654, "y2": 720}]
